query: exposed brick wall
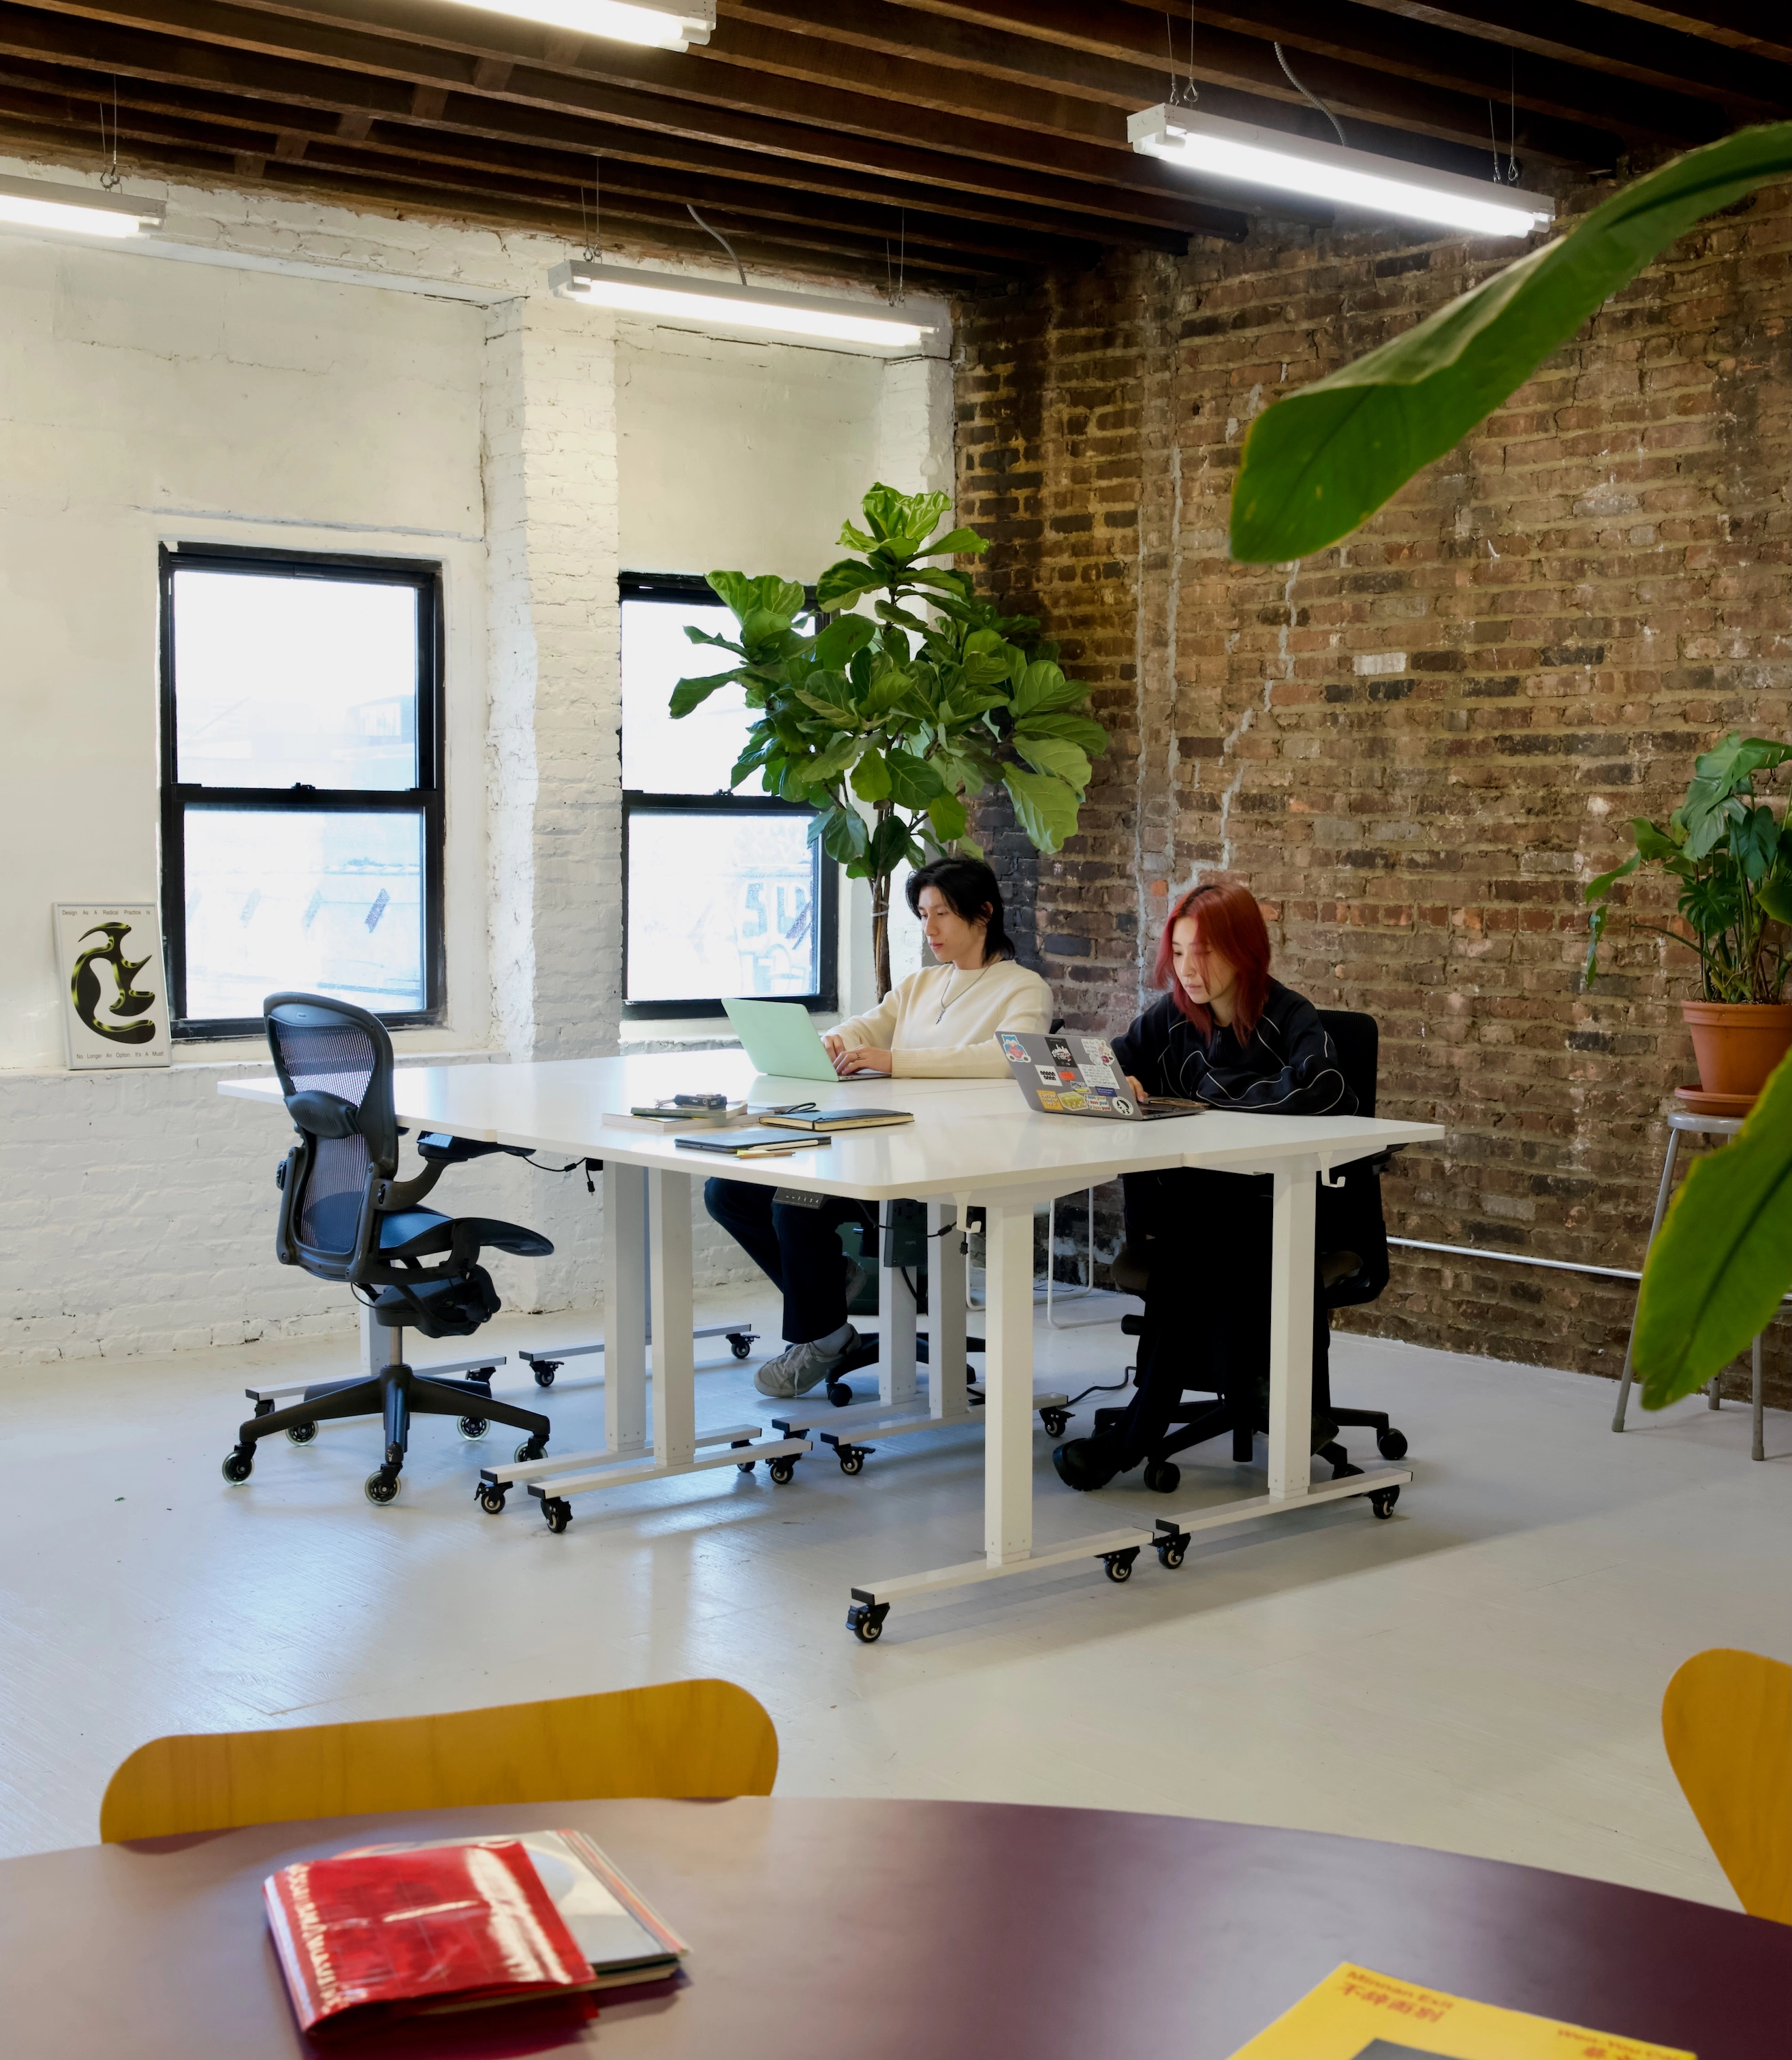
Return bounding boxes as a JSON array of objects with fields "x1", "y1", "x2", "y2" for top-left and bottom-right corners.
[{"x1": 956, "y1": 178, "x2": 1791, "y2": 1403}]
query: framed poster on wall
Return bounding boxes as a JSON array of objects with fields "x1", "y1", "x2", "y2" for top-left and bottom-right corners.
[{"x1": 52, "y1": 904, "x2": 172, "y2": 1069}]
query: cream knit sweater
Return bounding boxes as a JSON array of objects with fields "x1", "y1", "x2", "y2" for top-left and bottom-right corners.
[{"x1": 831, "y1": 958, "x2": 1053, "y2": 1078}]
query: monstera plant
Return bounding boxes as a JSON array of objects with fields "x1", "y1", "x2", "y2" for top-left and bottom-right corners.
[
  {"x1": 671, "y1": 484, "x2": 1107, "y2": 995},
  {"x1": 1228, "y1": 122, "x2": 1792, "y2": 1406}
]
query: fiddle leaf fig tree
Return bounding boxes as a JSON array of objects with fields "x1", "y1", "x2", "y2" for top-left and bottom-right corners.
[{"x1": 672, "y1": 483, "x2": 1107, "y2": 995}]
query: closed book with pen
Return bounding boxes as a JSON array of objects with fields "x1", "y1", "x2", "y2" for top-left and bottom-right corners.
[{"x1": 757, "y1": 1108, "x2": 915, "y2": 1132}]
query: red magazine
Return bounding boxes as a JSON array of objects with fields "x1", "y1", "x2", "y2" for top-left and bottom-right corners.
[{"x1": 263, "y1": 1839, "x2": 599, "y2": 2038}]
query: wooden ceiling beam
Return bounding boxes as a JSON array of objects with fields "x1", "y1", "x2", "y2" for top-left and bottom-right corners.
[
  {"x1": 1218, "y1": 0, "x2": 1792, "y2": 113},
  {"x1": 725, "y1": 0, "x2": 1632, "y2": 163},
  {"x1": 893, "y1": 0, "x2": 1731, "y2": 144},
  {"x1": 1564, "y1": 0, "x2": 1792, "y2": 67},
  {"x1": 0, "y1": 50, "x2": 1090, "y2": 265},
  {"x1": 19, "y1": 0, "x2": 1248, "y2": 237},
  {"x1": 0, "y1": 85, "x2": 999, "y2": 282}
]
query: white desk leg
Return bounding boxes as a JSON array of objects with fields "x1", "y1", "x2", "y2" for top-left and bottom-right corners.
[
  {"x1": 648, "y1": 1168, "x2": 696, "y2": 1469},
  {"x1": 880, "y1": 1211, "x2": 918, "y2": 1408},
  {"x1": 984, "y1": 1198, "x2": 1035, "y2": 1565},
  {"x1": 928, "y1": 1202, "x2": 969, "y2": 1423},
  {"x1": 1267, "y1": 1164, "x2": 1318, "y2": 1502},
  {"x1": 603, "y1": 1163, "x2": 648, "y2": 1458}
]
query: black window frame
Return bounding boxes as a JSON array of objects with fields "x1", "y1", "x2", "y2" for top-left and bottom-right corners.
[
  {"x1": 158, "y1": 540, "x2": 446, "y2": 1042},
  {"x1": 620, "y1": 569, "x2": 836, "y2": 1020}
]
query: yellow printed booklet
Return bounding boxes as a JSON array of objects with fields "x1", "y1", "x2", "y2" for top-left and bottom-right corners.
[{"x1": 1227, "y1": 1963, "x2": 1695, "y2": 2060}]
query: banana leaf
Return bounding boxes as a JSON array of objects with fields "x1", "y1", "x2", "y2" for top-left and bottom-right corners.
[{"x1": 1231, "y1": 125, "x2": 1792, "y2": 563}]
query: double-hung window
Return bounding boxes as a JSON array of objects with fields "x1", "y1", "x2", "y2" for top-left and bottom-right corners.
[
  {"x1": 620, "y1": 571, "x2": 836, "y2": 1018},
  {"x1": 159, "y1": 544, "x2": 445, "y2": 1038}
]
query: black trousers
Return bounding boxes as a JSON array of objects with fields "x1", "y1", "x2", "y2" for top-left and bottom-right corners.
[
  {"x1": 703, "y1": 1178, "x2": 873, "y2": 1345},
  {"x1": 1100, "y1": 1169, "x2": 1334, "y2": 1471}
]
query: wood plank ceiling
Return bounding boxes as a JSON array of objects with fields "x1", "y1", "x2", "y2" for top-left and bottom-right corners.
[{"x1": 0, "y1": 0, "x2": 1786, "y2": 288}]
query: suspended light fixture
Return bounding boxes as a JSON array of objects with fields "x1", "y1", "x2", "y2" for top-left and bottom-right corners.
[
  {"x1": 0, "y1": 172, "x2": 165, "y2": 238},
  {"x1": 441, "y1": 0, "x2": 712, "y2": 51},
  {"x1": 1129, "y1": 106, "x2": 1554, "y2": 240},
  {"x1": 549, "y1": 260, "x2": 934, "y2": 351}
]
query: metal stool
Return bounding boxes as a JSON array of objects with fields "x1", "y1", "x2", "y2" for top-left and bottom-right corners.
[{"x1": 1612, "y1": 1110, "x2": 1767, "y2": 1461}]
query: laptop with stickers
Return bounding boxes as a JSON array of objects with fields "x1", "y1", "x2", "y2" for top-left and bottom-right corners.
[{"x1": 996, "y1": 1030, "x2": 1206, "y2": 1121}]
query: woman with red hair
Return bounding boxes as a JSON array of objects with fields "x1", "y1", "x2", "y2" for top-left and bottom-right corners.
[{"x1": 1052, "y1": 878, "x2": 1355, "y2": 1493}]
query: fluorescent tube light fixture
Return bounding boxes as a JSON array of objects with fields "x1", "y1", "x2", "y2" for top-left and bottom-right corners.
[
  {"x1": 1129, "y1": 106, "x2": 1554, "y2": 240},
  {"x1": 441, "y1": 0, "x2": 712, "y2": 50},
  {"x1": 0, "y1": 172, "x2": 166, "y2": 238},
  {"x1": 550, "y1": 260, "x2": 934, "y2": 351}
]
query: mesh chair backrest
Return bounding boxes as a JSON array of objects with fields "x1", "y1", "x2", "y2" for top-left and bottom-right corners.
[
  {"x1": 1317, "y1": 1009, "x2": 1378, "y2": 1117},
  {"x1": 264, "y1": 995, "x2": 398, "y2": 1265}
]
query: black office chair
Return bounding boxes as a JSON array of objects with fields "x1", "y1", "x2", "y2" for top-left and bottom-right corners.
[
  {"x1": 221, "y1": 994, "x2": 556, "y2": 1506},
  {"x1": 1100, "y1": 1008, "x2": 1409, "y2": 1491}
]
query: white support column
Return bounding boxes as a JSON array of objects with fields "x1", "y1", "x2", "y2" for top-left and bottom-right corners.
[
  {"x1": 648, "y1": 1167, "x2": 696, "y2": 1469},
  {"x1": 879, "y1": 1208, "x2": 918, "y2": 1407},
  {"x1": 360, "y1": 1302, "x2": 386, "y2": 1377},
  {"x1": 983, "y1": 1198, "x2": 1036, "y2": 1565},
  {"x1": 928, "y1": 1200, "x2": 969, "y2": 1422},
  {"x1": 1267, "y1": 1163, "x2": 1318, "y2": 1501},
  {"x1": 603, "y1": 1161, "x2": 648, "y2": 1458}
]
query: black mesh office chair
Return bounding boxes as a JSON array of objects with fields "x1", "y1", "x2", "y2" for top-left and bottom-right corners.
[
  {"x1": 221, "y1": 995, "x2": 556, "y2": 1506},
  {"x1": 1101, "y1": 1008, "x2": 1409, "y2": 1491}
]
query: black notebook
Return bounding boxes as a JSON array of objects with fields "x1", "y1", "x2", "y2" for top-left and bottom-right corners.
[
  {"x1": 673, "y1": 1129, "x2": 834, "y2": 1156},
  {"x1": 759, "y1": 1108, "x2": 915, "y2": 1132}
]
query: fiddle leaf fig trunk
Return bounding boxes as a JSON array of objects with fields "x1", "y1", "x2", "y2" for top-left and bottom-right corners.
[{"x1": 672, "y1": 482, "x2": 1110, "y2": 999}]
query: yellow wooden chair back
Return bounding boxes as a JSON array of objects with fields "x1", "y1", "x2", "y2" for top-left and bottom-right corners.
[
  {"x1": 99, "y1": 1679, "x2": 778, "y2": 1843},
  {"x1": 1661, "y1": 1647, "x2": 1791, "y2": 1924}
]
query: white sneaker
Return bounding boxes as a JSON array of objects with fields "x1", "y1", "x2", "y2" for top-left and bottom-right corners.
[{"x1": 754, "y1": 1326, "x2": 863, "y2": 1399}]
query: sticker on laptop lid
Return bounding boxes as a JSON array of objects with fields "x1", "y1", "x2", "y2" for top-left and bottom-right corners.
[
  {"x1": 1057, "y1": 1090, "x2": 1088, "y2": 1111},
  {"x1": 1080, "y1": 1060, "x2": 1118, "y2": 1087},
  {"x1": 1035, "y1": 1065, "x2": 1061, "y2": 1085},
  {"x1": 1035, "y1": 1090, "x2": 1063, "y2": 1111},
  {"x1": 1048, "y1": 1041, "x2": 1074, "y2": 1065},
  {"x1": 1078, "y1": 1037, "x2": 1116, "y2": 1066},
  {"x1": 999, "y1": 1033, "x2": 1030, "y2": 1062}
]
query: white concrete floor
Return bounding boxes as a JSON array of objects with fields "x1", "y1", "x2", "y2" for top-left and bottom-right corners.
[{"x1": 1, "y1": 1291, "x2": 1785, "y2": 1914}]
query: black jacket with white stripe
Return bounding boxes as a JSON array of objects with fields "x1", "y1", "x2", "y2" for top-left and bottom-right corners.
[{"x1": 1112, "y1": 979, "x2": 1357, "y2": 1118}]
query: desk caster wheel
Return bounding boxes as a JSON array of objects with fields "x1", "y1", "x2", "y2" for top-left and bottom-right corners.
[
  {"x1": 531, "y1": 1360, "x2": 559, "y2": 1388},
  {"x1": 515, "y1": 1438, "x2": 546, "y2": 1464},
  {"x1": 541, "y1": 1497, "x2": 572, "y2": 1533},
  {"x1": 285, "y1": 1419, "x2": 317, "y2": 1446},
  {"x1": 1377, "y1": 1428, "x2": 1409, "y2": 1461},
  {"x1": 477, "y1": 1484, "x2": 507, "y2": 1514},
  {"x1": 458, "y1": 1416, "x2": 489, "y2": 1441},
  {"x1": 1101, "y1": 1548, "x2": 1139, "y2": 1583},
  {"x1": 1039, "y1": 1408, "x2": 1069, "y2": 1438},
  {"x1": 1143, "y1": 1458, "x2": 1180, "y2": 1495},
  {"x1": 221, "y1": 1448, "x2": 253, "y2": 1484},
  {"x1": 847, "y1": 1601, "x2": 890, "y2": 1644},
  {"x1": 838, "y1": 1448, "x2": 865, "y2": 1476},
  {"x1": 1156, "y1": 1536, "x2": 1188, "y2": 1570},
  {"x1": 364, "y1": 1469, "x2": 400, "y2": 1505},
  {"x1": 1332, "y1": 1459, "x2": 1363, "y2": 1482},
  {"x1": 1368, "y1": 1486, "x2": 1400, "y2": 1520},
  {"x1": 826, "y1": 1382, "x2": 853, "y2": 1408},
  {"x1": 768, "y1": 1457, "x2": 797, "y2": 1485},
  {"x1": 252, "y1": 1399, "x2": 274, "y2": 1418},
  {"x1": 727, "y1": 1332, "x2": 754, "y2": 1360},
  {"x1": 737, "y1": 1459, "x2": 756, "y2": 1473}
]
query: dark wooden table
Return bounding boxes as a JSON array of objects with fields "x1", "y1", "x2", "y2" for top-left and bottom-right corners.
[{"x1": 1, "y1": 1799, "x2": 1783, "y2": 2058}]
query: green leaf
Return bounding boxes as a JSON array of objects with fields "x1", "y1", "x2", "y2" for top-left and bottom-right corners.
[
  {"x1": 708, "y1": 571, "x2": 806, "y2": 627},
  {"x1": 851, "y1": 483, "x2": 953, "y2": 557},
  {"x1": 1634, "y1": 1051, "x2": 1792, "y2": 1407},
  {"x1": 1583, "y1": 850, "x2": 1642, "y2": 905},
  {"x1": 1230, "y1": 125, "x2": 1792, "y2": 563},
  {"x1": 813, "y1": 614, "x2": 875, "y2": 669},
  {"x1": 1631, "y1": 818, "x2": 1682, "y2": 862},
  {"x1": 868, "y1": 810, "x2": 924, "y2": 876},
  {"x1": 850, "y1": 749, "x2": 892, "y2": 802},
  {"x1": 926, "y1": 790, "x2": 968, "y2": 843},
  {"x1": 1001, "y1": 764, "x2": 1082, "y2": 853},
  {"x1": 1759, "y1": 867, "x2": 1792, "y2": 925},
  {"x1": 682, "y1": 625, "x2": 744, "y2": 652},
  {"x1": 1013, "y1": 733, "x2": 1092, "y2": 794},
  {"x1": 819, "y1": 807, "x2": 870, "y2": 866},
  {"x1": 802, "y1": 736, "x2": 860, "y2": 786},
  {"x1": 1009, "y1": 659, "x2": 1090, "y2": 719},
  {"x1": 669, "y1": 671, "x2": 740, "y2": 718},
  {"x1": 1012, "y1": 711, "x2": 1110, "y2": 756},
  {"x1": 885, "y1": 749, "x2": 945, "y2": 808},
  {"x1": 1735, "y1": 805, "x2": 1782, "y2": 881},
  {"x1": 911, "y1": 527, "x2": 989, "y2": 559},
  {"x1": 815, "y1": 558, "x2": 881, "y2": 610}
]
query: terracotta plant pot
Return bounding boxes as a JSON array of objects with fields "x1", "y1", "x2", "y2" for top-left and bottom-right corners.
[{"x1": 1682, "y1": 1000, "x2": 1792, "y2": 1099}]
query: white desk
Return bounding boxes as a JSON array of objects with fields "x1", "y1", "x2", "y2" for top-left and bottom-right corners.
[{"x1": 221, "y1": 1053, "x2": 1441, "y2": 1635}]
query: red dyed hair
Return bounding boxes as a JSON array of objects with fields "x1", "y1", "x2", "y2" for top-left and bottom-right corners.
[{"x1": 1152, "y1": 879, "x2": 1272, "y2": 1042}]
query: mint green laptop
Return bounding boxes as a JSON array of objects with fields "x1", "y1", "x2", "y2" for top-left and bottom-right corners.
[{"x1": 721, "y1": 997, "x2": 840, "y2": 1082}]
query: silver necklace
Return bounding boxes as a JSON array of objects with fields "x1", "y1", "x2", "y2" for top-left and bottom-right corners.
[{"x1": 934, "y1": 962, "x2": 992, "y2": 1023}]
